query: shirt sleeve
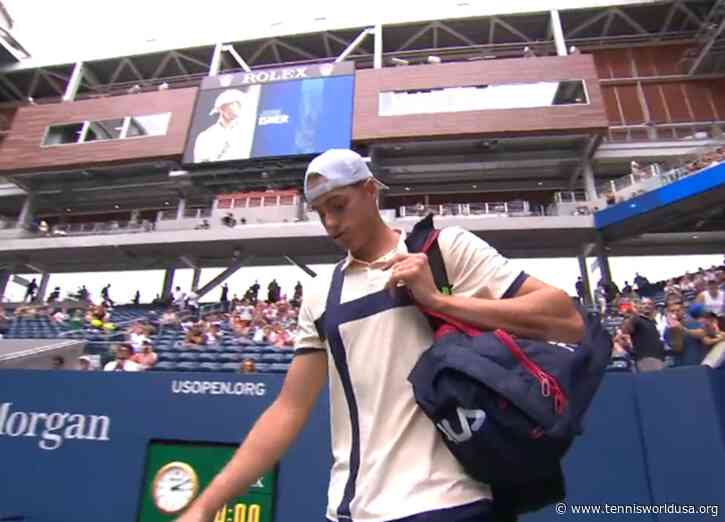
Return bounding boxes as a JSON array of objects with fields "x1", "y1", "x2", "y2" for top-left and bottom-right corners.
[
  {"x1": 293, "y1": 292, "x2": 326, "y2": 353},
  {"x1": 437, "y1": 226, "x2": 524, "y2": 300}
]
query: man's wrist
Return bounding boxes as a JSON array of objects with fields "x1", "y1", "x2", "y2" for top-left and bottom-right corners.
[{"x1": 427, "y1": 291, "x2": 451, "y2": 313}]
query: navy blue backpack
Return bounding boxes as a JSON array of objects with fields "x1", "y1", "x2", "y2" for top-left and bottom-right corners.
[{"x1": 404, "y1": 215, "x2": 612, "y2": 518}]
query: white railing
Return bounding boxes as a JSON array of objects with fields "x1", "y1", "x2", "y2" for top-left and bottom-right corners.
[
  {"x1": 399, "y1": 201, "x2": 543, "y2": 218},
  {"x1": 46, "y1": 221, "x2": 152, "y2": 237}
]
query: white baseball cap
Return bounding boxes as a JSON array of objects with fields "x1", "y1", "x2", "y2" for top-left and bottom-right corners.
[
  {"x1": 210, "y1": 89, "x2": 247, "y2": 115},
  {"x1": 304, "y1": 149, "x2": 388, "y2": 202}
]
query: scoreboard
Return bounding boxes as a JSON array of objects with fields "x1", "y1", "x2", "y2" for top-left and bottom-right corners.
[{"x1": 138, "y1": 440, "x2": 276, "y2": 522}]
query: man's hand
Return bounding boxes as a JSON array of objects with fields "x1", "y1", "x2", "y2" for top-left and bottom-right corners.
[{"x1": 378, "y1": 253, "x2": 441, "y2": 309}]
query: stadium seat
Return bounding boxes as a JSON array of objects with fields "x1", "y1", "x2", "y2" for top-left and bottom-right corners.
[
  {"x1": 158, "y1": 352, "x2": 180, "y2": 362},
  {"x1": 220, "y1": 362, "x2": 240, "y2": 372},
  {"x1": 262, "y1": 353, "x2": 285, "y2": 363},
  {"x1": 177, "y1": 352, "x2": 200, "y2": 362},
  {"x1": 199, "y1": 362, "x2": 222, "y2": 372},
  {"x1": 268, "y1": 363, "x2": 290, "y2": 373},
  {"x1": 176, "y1": 362, "x2": 200, "y2": 372},
  {"x1": 153, "y1": 361, "x2": 178, "y2": 372}
]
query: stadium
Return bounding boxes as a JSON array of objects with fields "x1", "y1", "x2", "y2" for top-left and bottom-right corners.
[{"x1": 0, "y1": 0, "x2": 724, "y2": 520}]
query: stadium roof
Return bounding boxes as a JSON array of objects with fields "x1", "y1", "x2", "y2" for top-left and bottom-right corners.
[{"x1": 2, "y1": 0, "x2": 661, "y2": 71}]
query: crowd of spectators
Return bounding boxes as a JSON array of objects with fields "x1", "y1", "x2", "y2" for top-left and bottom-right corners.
[
  {"x1": 593, "y1": 264, "x2": 725, "y2": 372},
  {"x1": 600, "y1": 146, "x2": 724, "y2": 208}
]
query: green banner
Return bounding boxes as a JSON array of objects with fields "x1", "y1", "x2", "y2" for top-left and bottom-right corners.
[{"x1": 138, "y1": 441, "x2": 276, "y2": 522}]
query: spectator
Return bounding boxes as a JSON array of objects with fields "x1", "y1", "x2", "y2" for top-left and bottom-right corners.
[
  {"x1": 172, "y1": 286, "x2": 186, "y2": 310},
  {"x1": 51, "y1": 308, "x2": 69, "y2": 325},
  {"x1": 67, "y1": 309, "x2": 84, "y2": 330},
  {"x1": 103, "y1": 344, "x2": 141, "y2": 371},
  {"x1": 78, "y1": 355, "x2": 94, "y2": 371},
  {"x1": 622, "y1": 298, "x2": 666, "y2": 372},
  {"x1": 187, "y1": 289, "x2": 200, "y2": 316},
  {"x1": 51, "y1": 356, "x2": 65, "y2": 370},
  {"x1": 184, "y1": 326, "x2": 206, "y2": 347},
  {"x1": 195, "y1": 219, "x2": 211, "y2": 230},
  {"x1": 126, "y1": 322, "x2": 149, "y2": 353},
  {"x1": 132, "y1": 290, "x2": 141, "y2": 305},
  {"x1": 220, "y1": 283, "x2": 229, "y2": 306},
  {"x1": 160, "y1": 309, "x2": 180, "y2": 327},
  {"x1": 701, "y1": 312, "x2": 725, "y2": 368},
  {"x1": 611, "y1": 327, "x2": 632, "y2": 358},
  {"x1": 240, "y1": 359, "x2": 256, "y2": 373},
  {"x1": 206, "y1": 324, "x2": 223, "y2": 345},
  {"x1": 222, "y1": 213, "x2": 237, "y2": 227},
  {"x1": 132, "y1": 340, "x2": 158, "y2": 370},
  {"x1": 101, "y1": 284, "x2": 115, "y2": 307},
  {"x1": 621, "y1": 281, "x2": 633, "y2": 297},
  {"x1": 47, "y1": 286, "x2": 61, "y2": 303},
  {"x1": 696, "y1": 276, "x2": 724, "y2": 317},
  {"x1": 24, "y1": 278, "x2": 38, "y2": 303},
  {"x1": 38, "y1": 220, "x2": 50, "y2": 236},
  {"x1": 575, "y1": 277, "x2": 586, "y2": 304},
  {"x1": 292, "y1": 281, "x2": 303, "y2": 307},
  {"x1": 0, "y1": 307, "x2": 8, "y2": 338}
]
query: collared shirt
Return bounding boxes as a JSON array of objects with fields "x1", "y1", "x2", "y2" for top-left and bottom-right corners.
[
  {"x1": 193, "y1": 117, "x2": 255, "y2": 163},
  {"x1": 295, "y1": 226, "x2": 522, "y2": 522}
]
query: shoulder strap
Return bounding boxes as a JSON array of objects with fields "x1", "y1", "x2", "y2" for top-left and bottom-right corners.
[{"x1": 404, "y1": 213, "x2": 452, "y2": 295}]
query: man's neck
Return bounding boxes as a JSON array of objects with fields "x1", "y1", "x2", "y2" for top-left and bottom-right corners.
[{"x1": 350, "y1": 219, "x2": 399, "y2": 263}]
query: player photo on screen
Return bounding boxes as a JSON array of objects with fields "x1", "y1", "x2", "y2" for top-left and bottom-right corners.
[{"x1": 188, "y1": 85, "x2": 261, "y2": 163}]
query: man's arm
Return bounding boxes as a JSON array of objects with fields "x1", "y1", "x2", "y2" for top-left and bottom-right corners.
[
  {"x1": 381, "y1": 253, "x2": 584, "y2": 344},
  {"x1": 176, "y1": 350, "x2": 327, "y2": 521},
  {"x1": 428, "y1": 276, "x2": 585, "y2": 344}
]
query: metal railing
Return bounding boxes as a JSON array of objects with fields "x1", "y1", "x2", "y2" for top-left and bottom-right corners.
[
  {"x1": 45, "y1": 221, "x2": 153, "y2": 237},
  {"x1": 399, "y1": 201, "x2": 544, "y2": 218}
]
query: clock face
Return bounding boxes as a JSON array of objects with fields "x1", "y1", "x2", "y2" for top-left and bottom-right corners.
[{"x1": 152, "y1": 461, "x2": 199, "y2": 515}]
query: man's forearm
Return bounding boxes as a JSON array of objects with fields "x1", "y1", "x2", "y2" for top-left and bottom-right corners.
[
  {"x1": 430, "y1": 288, "x2": 584, "y2": 343},
  {"x1": 190, "y1": 400, "x2": 309, "y2": 517}
]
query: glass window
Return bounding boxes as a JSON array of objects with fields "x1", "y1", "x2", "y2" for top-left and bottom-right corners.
[
  {"x1": 233, "y1": 198, "x2": 246, "y2": 208},
  {"x1": 248, "y1": 197, "x2": 261, "y2": 207},
  {"x1": 279, "y1": 195, "x2": 294, "y2": 205},
  {"x1": 84, "y1": 118, "x2": 125, "y2": 142},
  {"x1": 263, "y1": 196, "x2": 277, "y2": 206},
  {"x1": 379, "y1": 80, "x2": 589, "y2": 117},
  {"x1": 126, "y1": 113, "x2": 171, "y2": 138},
  {"x1": 217, "y1": 199, "x2": 233, "y2": 209},
  {"x1": 43, "y1": 123, "x2": 84, "y2": 146}
]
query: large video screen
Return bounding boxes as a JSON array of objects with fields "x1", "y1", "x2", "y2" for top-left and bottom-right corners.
[{"x1": 183, "y1": 62, "x2": 354, "y2": 165}]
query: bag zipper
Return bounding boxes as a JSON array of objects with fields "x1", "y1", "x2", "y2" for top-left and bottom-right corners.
[{"x1": 493, "y1": 329, "x2": 568, "y2": 415}]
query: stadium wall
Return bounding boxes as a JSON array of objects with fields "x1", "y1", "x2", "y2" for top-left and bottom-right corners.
[
  {"x1": 1, "y1": 368, "x2": 724, "y2": 521},
  {"x1": 0, "y1": 88, "x2": 197, "y2": 173}
]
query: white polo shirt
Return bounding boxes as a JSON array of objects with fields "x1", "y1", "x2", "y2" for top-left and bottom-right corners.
[{"x1": 295, "y1": 226, "x2": 523, "y2": 522}]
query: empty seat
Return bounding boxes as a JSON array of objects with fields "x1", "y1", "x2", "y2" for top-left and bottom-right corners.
[
  {"x1": 153, "y1": 361, "x2": 178, "y2": 371},
  {"x1": 199, "y1": 362, "x2": 222, "y2": 372}
]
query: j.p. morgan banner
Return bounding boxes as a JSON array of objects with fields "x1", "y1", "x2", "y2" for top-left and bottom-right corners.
[
  {"x1": 183, "y1": 61, "x2": 354, "y2": 165},
  {"x1": 0, "y1": 370, "x2": 331, "y2": 522}
]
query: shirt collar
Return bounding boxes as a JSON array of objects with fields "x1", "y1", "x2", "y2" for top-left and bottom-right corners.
[{"x1": 340, "y1": 229, "x2": 408, "y2": 272}]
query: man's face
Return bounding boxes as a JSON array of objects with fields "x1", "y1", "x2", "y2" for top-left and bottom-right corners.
[
  {"x1": 242, "y1": 360, "x2": 255, "y2": 373},
  {"x1": 309, "y1": 180, "x2": 376, "y2": 252},
  {"x1": 639, "y1": 299, "x2": 655, "y2": 317},
  {"x1": 219, "y1": 101, "x2": 242, "y2": 121},
  {"x1": 708, "y1": 281, "x2": 719, "y2": 295},
  {"x1": 667, "y1": 302, "x2": 683, "y2": 319},
  {"x1": 116, "y1": 347, "x2": 130, "y2": 360}
]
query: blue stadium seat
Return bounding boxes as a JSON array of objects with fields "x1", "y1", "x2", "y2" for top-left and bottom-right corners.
[
  {"x1": 218, "y1": 353, "x2": 242, "y2": 363},
  {"x1": 158, "y1": 352, "x2": 180, "y2": 362},
  {"x1": 268, "y1": 363, "x2": 290, "y2": 373},
  {"x1": 177, "y1": 352, "x2": 200, "y2": 362},
  {"x1": 199, "y1": 362, "x2": 222, "y2": 372},
  {"x1": 153, "y1": 361, "x2": 178, "y2": 371},
  {"x1": 254, "y1": 363, "x2": 271, "y2": 373},
  {"x1": 220, "y1": 362, "x2": 240, "y2": 372},
  {"x1": 177, "y1": 362, "x2": 200, "y2": 372},
  {"x1": 262, "y1": 353, "x2": 285, "y2": 363}
]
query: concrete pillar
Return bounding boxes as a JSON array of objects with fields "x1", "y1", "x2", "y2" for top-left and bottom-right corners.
[
  {"x1": 176, "y1": 198, "x2": 186, "y2": 220},
  {"x1": 577, "y1": 255, "x2": 592, "y2": 306},
  {"x1": 596, "y1": 251, "x2": 613, "y2": 286},
  {"x1": 582, "y1": 161, "x2": 597, "y2": 200},
  {"x1": 162, "y1": 268, "x2": 176, "y2": 300},
  {"x1": 0, "y1": 270, "x2": 9, "y2": 301},
  {"x1": 373, "y1": 24, "x2": 383, "y2": 69},
  {"x1": 209, "y1": 43, "x2": 223, "y2": 77},
  {"x1": 62, "y1": 61, "x2": 84, "y2": 102},
  {"x1": 550, "y1": 10, "x2": 568, "y2": 57},
  {"x1": 17, "y1": 195, "x2": 34, "y2": 229},
  {"x1": 191, "y1": 268, "x2": 201, "y2": 292},
  {"x1": 37, "y1": 272, "x2": 50, "y2": 302}
]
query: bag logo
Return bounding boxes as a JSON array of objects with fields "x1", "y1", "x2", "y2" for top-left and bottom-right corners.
[{"x1": 436, "y1": 407, "x2": 486, "y2": 443}]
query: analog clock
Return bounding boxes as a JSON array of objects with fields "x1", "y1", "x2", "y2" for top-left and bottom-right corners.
[{"x1": 152, "y1": 461, "x2": 200, "y2": 515}]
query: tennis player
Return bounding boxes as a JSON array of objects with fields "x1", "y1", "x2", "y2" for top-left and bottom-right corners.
[{"x1": 177, "y1": 149, "x2": 583, "y2": 522}]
